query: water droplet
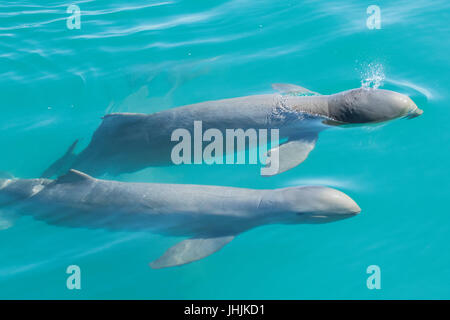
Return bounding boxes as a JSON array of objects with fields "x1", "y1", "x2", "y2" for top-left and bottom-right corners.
[{"x1": 360, "y1": 62, "x2": 385, "y2": 89}]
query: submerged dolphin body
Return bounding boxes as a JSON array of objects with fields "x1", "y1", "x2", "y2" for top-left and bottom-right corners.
[
  {"x1": 43, "y1": 85, "x2": 423, "y2": 178},
  {"x1": 0, "y1": 169, "x2": 360, "y2": 268}
]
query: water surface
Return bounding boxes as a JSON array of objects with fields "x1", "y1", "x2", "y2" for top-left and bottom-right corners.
[{"x1": 0, "y1": 0, "x2": 449, "y2": 299}]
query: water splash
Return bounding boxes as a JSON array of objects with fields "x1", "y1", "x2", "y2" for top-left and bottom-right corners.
[{"x1": 360, "y1": 62, "x2": 385, "y2": 89}]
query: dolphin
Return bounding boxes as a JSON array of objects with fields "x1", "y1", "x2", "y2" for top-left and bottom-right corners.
[
  {"x1": 0, "y1": 169, "x2": 361, "y2": 268},
  {"x1": 42, "y1": 84, "x2": 423, "y2": 178}
]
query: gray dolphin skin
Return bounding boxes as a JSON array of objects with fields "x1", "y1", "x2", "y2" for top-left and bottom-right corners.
[
  {"x1": 0, "y1": 169, "x2": 360, "y2": 268},
  {"x1": 42, "y1": 84, "x2": 423, "y2": 178}
]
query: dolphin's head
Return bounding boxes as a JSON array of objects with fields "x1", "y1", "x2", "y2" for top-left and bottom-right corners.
[
  {"x1": 328, "y1": 88, "x2": 423, "y2": 124},
  {"x1": 264, "y1": 186, "x2": 361, "y2": 224}
]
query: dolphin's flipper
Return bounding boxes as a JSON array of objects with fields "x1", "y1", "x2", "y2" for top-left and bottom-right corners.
[
  {"x1": 262, "y1": 134, "x2": 318, "y2": 176},
  {"x1": 41, "y1": 140, "x2": 79, "y2": 179},
  {"x1": 272, "y1": 83, "x2": 320, "y2": 96},
  {"x1": 150, "y1": 236, "x2": 235, "y2": 269}
]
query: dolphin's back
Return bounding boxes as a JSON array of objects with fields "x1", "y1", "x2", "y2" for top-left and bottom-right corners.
[
  {"x1": 72, "y1": 95, "x2": 280, "y2": 175},
  {"x1": 156, "y1": 94, "x2": 278, "y2": 128},
  {"x1": 21, "y1": 174, "x2": 267, "y2": 236}
]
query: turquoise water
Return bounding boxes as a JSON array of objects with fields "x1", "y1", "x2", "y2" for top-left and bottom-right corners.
[{"x1": 0, "y1": 0, "x2": 449, "y2": 299}]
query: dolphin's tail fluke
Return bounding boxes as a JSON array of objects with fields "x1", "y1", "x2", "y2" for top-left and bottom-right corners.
[{"x1": 41, "y1": 139, "x2": 79, "y2": 179}]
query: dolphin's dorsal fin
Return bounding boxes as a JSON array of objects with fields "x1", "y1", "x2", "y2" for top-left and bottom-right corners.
[
  {"x1": 150, "y1": 236, "x2": 235, "y2": 269},
  {"x1": 262, "y1": 134, "x2": 318, "y2": 176},
  {"x1": 55, "y1": 169, "x2": 94, "y2": 184},
  {"x1": 272, "y1": 83, "x2": 320, "y2": 96},
  {"x1": 41, "y1": 139, "x2": 79, "y2": 179}
]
